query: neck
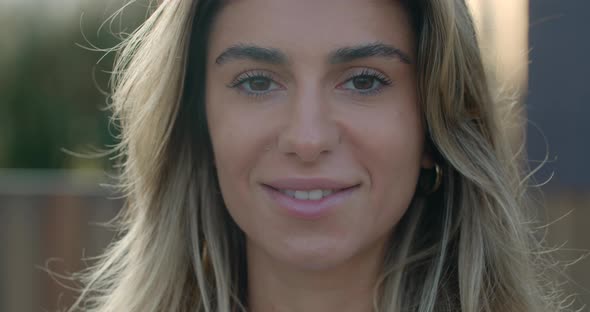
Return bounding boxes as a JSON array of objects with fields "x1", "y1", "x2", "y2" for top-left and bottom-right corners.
[{"x1": 246, "y1": 240, "x2": 386, "y2": 312}]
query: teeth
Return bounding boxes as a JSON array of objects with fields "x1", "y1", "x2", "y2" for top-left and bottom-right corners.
[
  {"x1": 280, "y1": 189, "x2": 334, "y2": 200},
  {"x1": 294, "y1": 190, "x2": 309, "y2": 200}
]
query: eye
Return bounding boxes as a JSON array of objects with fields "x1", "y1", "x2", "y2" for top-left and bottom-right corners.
[
  {"x1": 248, "y1": 77, "x2": 273, "y2": 91},
  {"x1": 336, "y1": 68, "x2": 393, "y2": 95},
  {"x1": 228, "y1": 70, "x2": 284, "y2": 97},
  {"x1": 351, "y1": 76, "x2": 376, "y2": 90}
]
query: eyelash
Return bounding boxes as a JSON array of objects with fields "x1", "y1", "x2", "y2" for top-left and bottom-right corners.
[
  {"x1": 227, "y1": 68, "x2": 393, "y2": 98},
  {"x1": 227, "y1": 70, "x2": 281, "y2": 99},
  {"x1": 228, "y1": 70, "x2": 273, "y2": 88},
  {"x1": 338, "y1": 68, "x2": 393, "y2": 96}
]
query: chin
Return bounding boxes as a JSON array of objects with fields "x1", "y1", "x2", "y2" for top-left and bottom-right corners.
[{"x1": 271, "y1": 236, "x2": 362, "y2": 271}]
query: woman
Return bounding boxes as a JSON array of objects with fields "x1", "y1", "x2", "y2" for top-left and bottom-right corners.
[{"x1": 69, "y1": 0, "x2": 567, "y2": 311}]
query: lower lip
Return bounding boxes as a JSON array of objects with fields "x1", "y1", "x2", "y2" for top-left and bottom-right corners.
[{"x1": 262, "y1": 185, "x2": 358, "y2": 220}]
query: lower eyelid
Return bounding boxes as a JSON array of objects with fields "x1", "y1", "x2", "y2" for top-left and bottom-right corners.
[
  {"x1": 351, "y1": 84, "x2": 393, "y2": 98},
  {"x1": 352, "y1": 88, "x2": 387, "y2": 96}
]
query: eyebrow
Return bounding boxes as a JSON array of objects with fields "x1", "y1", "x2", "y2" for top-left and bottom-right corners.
[
  {"x1": 214, "y1": 42, "x2": 412, "y2": 66},
  {"x1": 329, "y1": 42, "x2": 413, "y2": 64},
  {"x1": 215, "y1": 44, "x2": 287, "y2": 65}
]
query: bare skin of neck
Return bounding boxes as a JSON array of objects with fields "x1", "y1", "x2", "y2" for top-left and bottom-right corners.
[{"x1": 246, "y1": 238, "x2": 387, "y2": 312}]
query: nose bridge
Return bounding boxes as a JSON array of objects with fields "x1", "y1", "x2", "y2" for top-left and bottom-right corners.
[
  {"x1": 292, "y1": 86, "x2": 325, "y2": 132},
  {"x1": 278, "y1": 84, "x2": 339, "y2": 162}
]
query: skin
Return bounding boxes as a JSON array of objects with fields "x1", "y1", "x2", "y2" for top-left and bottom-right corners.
[{"x1": 205, "y1": 0, "x2": 432, "y2": 311}]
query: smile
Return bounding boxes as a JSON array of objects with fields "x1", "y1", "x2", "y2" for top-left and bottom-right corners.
[
  {"x1": 262, "y1": 184, "x2": 360, "y2": 219},
  {"x1": 278, "y1": 189, "x2": 334, "y2": 200}
]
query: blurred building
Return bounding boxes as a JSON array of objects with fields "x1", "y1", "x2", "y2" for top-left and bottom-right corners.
[{"x1": 527, "y1": 0, "x2": 590, "y2": 309}]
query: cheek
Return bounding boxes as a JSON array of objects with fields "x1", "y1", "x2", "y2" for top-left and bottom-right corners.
[
  {"x1": 369, "y1": 134, "x2": 422, "y2": 213},
  {"x1": 208, "y1": 109, "x2": 254, "y2": 196},
  {"x1": 207, "y1": 82, "x2": 251, "y2": 173},
  {"x1": 208, "y1": 114, "x2": 258, "y2": 230},
  {"x1": 346, "y1": 101, "x2": 424, "y2": 222},
  {"x1": 205, "y1": 88, "x2": 277, "y2": 217}
]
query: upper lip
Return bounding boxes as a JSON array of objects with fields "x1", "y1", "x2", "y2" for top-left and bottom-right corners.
[{"x1": 263, "y1": 177, "x2": 360, "y2": 191}]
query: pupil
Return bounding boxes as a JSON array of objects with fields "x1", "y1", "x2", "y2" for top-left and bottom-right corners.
[
  {"x1": 250, "y1": 78, "x2": 271, "y2": 91},
  {"x1": 352, "y1": 76, "x2": 374, "y2": 90}
]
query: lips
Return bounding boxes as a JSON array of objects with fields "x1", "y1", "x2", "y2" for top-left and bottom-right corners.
[{"x1": 261, "y1": 177, "x2": 361, "y2": 219}]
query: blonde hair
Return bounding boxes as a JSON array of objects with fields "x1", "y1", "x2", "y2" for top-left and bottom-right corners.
[{"x1": 68, "y1": 0, "x2": 572, "y2": 311}]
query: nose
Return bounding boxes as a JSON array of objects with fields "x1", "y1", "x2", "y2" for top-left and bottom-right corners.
[{"x1": 277, "y1": 89, "x2": 341, "y2": 163}]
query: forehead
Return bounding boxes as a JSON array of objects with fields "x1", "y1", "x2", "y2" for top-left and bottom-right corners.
[{"x1": 208, "y1": 0, "x2": 415, "y2": 60}]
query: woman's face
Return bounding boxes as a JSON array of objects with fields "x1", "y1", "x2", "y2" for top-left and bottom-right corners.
[{"x1": 206, "y1": 0, "x2": 430, "y2": 270}]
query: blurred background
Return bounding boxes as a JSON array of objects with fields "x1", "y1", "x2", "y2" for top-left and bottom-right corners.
[{"x1": 0, "y1": 0, "x2": 588, "y2": 311}]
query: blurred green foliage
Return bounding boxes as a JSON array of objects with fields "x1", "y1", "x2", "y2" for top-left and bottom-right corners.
[{"x1": 0, "y1": 3, "x2": 146, "y2": 170}]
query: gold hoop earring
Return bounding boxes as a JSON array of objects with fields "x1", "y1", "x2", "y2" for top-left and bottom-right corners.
[
  {"x1": 420, "y1": 163, "x2": 443, "y2": 195},
  {"x1": 429, "y1": 163, "x2": 443, "y2": 194}
]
